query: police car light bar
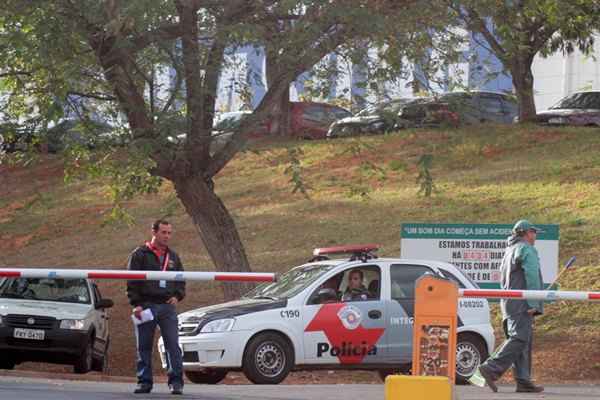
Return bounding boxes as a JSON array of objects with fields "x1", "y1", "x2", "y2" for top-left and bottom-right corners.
[
  {"x1": 312, "y1": 244, "x2": 380, "y2": 256},
  {"x1": 459, "y1": 289, "x2": 600, "y2": 301},
  {"x1": 0, "y1": 268, "x2": 276, "y2": 283}
]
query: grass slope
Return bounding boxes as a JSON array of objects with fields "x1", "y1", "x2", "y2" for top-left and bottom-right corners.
[{"x1": 1, "y1": 123, "x2": 599, "y2": 383}]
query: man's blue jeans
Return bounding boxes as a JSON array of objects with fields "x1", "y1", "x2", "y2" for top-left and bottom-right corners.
[{"x1": 134, "y1": 303, "x2": 183, "y2": 387}]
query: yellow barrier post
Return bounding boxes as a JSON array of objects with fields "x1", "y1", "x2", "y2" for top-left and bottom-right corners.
[{"x1": 385, "y1": 275, "x2": 458, "y2": 400}]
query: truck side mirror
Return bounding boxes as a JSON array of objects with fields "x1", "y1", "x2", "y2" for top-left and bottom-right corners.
[{"x1": 95, "y1": 298, "x2": 114, "y2": 309}]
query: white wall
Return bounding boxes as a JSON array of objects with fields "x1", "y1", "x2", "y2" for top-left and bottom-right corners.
[{"x1": 533, "y1": 36, "x2": 600, "y2": 111}]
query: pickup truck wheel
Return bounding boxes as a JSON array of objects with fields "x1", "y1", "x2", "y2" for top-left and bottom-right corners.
[
  {"x1": 456, "y1": 333, "x2": 487, "y2": 384},
  {"x1": 185, "y1": 369, "x2": 228, "y2": 384},
  {"x1": 92, "y1": 339, "x2": 110, "y2": 373},
  {"x1": 242, "y1": 332, "x2": 294, "y2": 384},
  {"x1": 74, "y1": 337, "x2": 94, "y2": 374}
]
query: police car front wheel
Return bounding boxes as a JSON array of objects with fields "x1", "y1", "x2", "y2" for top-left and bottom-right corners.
[
  {"x1": 456, "y1": 333, "x2": 488, "y2": 384},
  {"x1": 242, "y1": 332, "x2": 294, "y2": 384}
]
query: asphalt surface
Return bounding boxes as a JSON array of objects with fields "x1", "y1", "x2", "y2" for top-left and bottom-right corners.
[{"x1": 0, "y1": 376, "x2": 599, "y2": 400}]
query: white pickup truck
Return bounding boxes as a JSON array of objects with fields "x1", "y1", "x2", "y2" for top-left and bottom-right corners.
[{"x1": 0, "y1": 277, "x2": 113, "y2": 373}]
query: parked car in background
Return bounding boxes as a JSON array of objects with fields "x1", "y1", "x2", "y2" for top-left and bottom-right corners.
[
  {"x1": 214, "y1": 102, "x2": 351, "y2": 140},
  {"x1": 44, "y1": 118, "x2": 124, "y2": 153},
  {"x1": 327, "y1": 91, "x2": 518, "y2": 138},
  {"x1": 0, "y1": 278, "x2": 113, "y2": 374},
  {"x1": 171, "y1": 102, "x2": 351, "y2": 148},
  {"x1": 291, "y1": 101, "x2": 351, "y2": 139},
  {"x1": 327, "y1": 98, "x2": 420, "y2": 138},
  {"x1": 167, "y1": 111, "x2": 261, "y2": 153},
  {"x1": 210, "y1": 110, "x2": 263, "y2": 150},
  {"x1": 534, "y1": 91, "x2": 600, "y2": 126},
  {"x1": 397, "y1": 91, "x2": 518, "y2": 128},
  {"x1": 0, "y1": 118, "x2": 123, "y2": 153},
  {"x1": 0, "y1": 121, "x2": 42, "y2": 153}
]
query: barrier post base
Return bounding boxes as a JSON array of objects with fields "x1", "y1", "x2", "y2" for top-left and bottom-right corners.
[{"x1": 384, "y1": 375, "x2": 452, "y2": 400}]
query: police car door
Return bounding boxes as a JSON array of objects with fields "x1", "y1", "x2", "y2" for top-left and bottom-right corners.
[
  {"x1": 302, "y1": 265, "x2": 386, "y2": 365},
  {"x1": 385, "y1": 264, "x2": 436, "y2": 363}
]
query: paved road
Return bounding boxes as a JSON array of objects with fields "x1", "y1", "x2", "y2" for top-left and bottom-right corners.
[{"x1": 1, "y1": 376, "x2": 599, "y2": 400}]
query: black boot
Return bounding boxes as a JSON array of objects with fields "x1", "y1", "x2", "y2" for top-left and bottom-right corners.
[
  {"x1": 170, "y1": 382, "x2": 183, "y2": 395},
  {"x1": 516, "y1": 381, "x2": 544, "y2": 393},
  {"x1": 478, "y1": 365, "x2": 499, "y2": 393},
  {"x1": 133, "y1": 383, "x2": 152, "y2": 394}
]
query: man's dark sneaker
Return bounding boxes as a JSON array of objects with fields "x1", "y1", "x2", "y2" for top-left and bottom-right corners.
[
  {"x1": 170, "y1": 383, "x2": 184, "y2": 395},
  {"x1": 478, "y1": 365, "x2": 498, "y2": 393},
  {"x1": 133, "y1": 384, "x2": 152, "y2": 394},
  {"x1": 516, "y1": 382, "x2": 544, "y2": 393}
]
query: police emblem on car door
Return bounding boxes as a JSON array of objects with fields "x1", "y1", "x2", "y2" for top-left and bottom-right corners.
[{"x1": 302, "y1": 265, "x2": 386, "y2": 364}]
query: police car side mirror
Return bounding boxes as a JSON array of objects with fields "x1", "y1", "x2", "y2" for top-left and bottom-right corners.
[{"x1": 95, "y1": 298, "x2": 114, "y2": 309}]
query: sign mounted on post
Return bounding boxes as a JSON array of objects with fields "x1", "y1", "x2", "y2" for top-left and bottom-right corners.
[{"x1": 400, "y1": 223, "x2": 559, "y2": 289}]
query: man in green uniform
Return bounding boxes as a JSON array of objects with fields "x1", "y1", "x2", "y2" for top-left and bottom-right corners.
[{"x1": 477, "y1": 220, "x2": 544, "y2": 393}]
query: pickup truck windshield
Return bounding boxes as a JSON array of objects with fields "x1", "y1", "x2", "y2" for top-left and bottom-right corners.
[
  {"x1": 243, "y1": 264, "x2": 335, "y2": 300},
  {"x1": 0, "y1": 278, "x2": 91, "y2": 304}
]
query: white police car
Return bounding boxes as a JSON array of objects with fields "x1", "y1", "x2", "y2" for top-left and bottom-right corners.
[{"x1": 159, "y1": 245, "x2": 494, "y2": 384}]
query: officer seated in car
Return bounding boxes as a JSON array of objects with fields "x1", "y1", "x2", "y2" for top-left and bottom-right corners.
[{"x1": 342, "y1": 269, "x2": 369, "y2": 302}]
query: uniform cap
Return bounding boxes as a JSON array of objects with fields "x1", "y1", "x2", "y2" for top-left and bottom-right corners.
[{"x1": 512, "y1": 219, "x2": 543, "y2": 234}]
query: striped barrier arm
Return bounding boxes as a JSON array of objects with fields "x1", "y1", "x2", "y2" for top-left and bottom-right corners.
[
  {"x1": 0, "y1": 268, "x2": 276, "y2": 283},
  {"x1": 460, "y1": 289, "x2": 600, "y2": 301}
]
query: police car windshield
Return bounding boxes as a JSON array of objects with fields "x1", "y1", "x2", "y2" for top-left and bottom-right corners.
[
  {"x1": 0, "y1": 278, "x2": 91, "y2": 304},
  {"x1": 244, "y1": 264, "x2": 336, "y2": 300}
]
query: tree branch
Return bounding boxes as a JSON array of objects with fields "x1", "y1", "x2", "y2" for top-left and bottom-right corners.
[
  {"x1": 67, "y1": 91, "x2": 117, "y2": 101},
  {"x1": 175, "y1": 0, "x2": 210, "y2": 170},
  {"x1": 207, "y1": 8, "x2": 358, "y2": 178},
  {"x1": 449, "y1": 3, "x2": 507, "y2": 60},
  {"x1": 131, "y1": 23, "x2": 184, "y2": 50},
  {"x1": 158, "y1": 44, "x2": 184, "y2": 116},
  {"x1": 0, "y1": 71, "x2": 33, "y2": 78}
]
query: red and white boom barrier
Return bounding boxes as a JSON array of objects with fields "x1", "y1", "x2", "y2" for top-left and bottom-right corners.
[
  {"x1": 460, "y1": 289, "x2": 600, "y2": 301},
  {"x1": 0, "y1": 268, "x2": 276, "y2": 283}
]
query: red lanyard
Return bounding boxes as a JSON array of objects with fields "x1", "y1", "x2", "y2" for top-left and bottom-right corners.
[
  {"x1": 146, "y1": 242, "x2": 170, "y2": 271},
  {"x1": 161, "y1": 251, "x2": 170, "y2": 272}
]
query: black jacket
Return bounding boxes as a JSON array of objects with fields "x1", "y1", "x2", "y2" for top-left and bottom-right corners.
[{"x1": 126, "y1": 245, "x2": 186, "y2": 307}]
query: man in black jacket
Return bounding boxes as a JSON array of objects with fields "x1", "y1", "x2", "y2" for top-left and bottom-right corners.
[{"x1": 127, "y1": 219, "x2": 185, "y2": 395}]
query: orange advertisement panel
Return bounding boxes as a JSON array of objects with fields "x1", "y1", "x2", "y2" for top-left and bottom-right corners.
[{"x1": 412, "y1": 275, "x2": 458, "y2": 381}]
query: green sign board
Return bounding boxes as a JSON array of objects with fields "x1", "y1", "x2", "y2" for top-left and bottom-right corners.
[{"x1": 401, "y1": 223, "x2": 559, "y2": 289}]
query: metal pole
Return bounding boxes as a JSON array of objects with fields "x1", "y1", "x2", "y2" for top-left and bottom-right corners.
[{"x1": 0, "y1": 268, "x2": 276, "y2": 282}]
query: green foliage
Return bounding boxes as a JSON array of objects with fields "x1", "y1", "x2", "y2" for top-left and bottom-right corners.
[
  {"x1": 416, "y1": 153, "x2": 436, "y2": 197},
  {"x1": 283, "y1": 146, "x2": 311, "y2": 198}
]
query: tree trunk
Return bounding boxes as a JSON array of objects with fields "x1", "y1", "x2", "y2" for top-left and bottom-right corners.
[
  {"x1": 510, "y1": 55, "x2": 537, "y2": 123},
  {"x1": 173, "y1": 175, "x2": 253, "y2": 301},
  {"x1": 265, "y1": 51, "x2": 291, "y2": 137}
]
